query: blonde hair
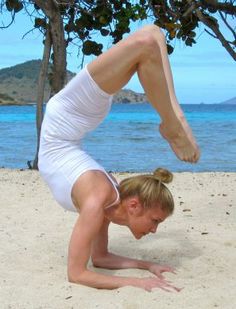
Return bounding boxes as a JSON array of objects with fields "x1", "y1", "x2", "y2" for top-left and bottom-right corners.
[{"x1": 119, "y1": 168, "x2": 174, "y2": 215}]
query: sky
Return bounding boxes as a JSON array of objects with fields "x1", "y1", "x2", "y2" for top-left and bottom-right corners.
[{"x1": 0, "y1": 9, "x2": 235, "y2": 104}]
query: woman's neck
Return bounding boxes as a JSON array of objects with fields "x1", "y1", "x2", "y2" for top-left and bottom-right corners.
[{"x1": 104, "y1": 202, "x2": 128, "y2": 226}]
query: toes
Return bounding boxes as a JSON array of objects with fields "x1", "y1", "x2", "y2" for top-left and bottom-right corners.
[{"x1": 192, "y1": 149, "x2": 200, "y2": 163}]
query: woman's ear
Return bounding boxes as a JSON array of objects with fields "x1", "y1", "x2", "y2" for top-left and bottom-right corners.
[{"x1": 126, "y1": 196, "x2": 143, "y2": 216}]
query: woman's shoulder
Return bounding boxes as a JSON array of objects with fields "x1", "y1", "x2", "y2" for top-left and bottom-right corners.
[{"x1": 72, "y1": 170, "x2": 119, "y2": 211}]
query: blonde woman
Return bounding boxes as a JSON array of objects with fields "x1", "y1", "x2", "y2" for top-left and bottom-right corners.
[{"x1": 39, "y1": 25, "x2": 200, "y2": 291}]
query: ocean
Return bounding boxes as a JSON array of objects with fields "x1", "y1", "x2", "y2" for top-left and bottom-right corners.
[{"x1": 0, "y1": 103, "x2": 235, "y2": 172}]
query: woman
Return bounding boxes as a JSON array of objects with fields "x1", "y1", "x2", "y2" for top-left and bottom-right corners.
[{"x1": 38, "y1": 25, "x2": 200, "y2": 291}]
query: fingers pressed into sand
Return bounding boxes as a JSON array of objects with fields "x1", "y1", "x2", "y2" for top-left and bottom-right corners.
[
  {"x1": 157, "y1": 267, "x2": 176, "y2": 279},
  {"x1": 161, "y1": 265, "x2": 177, "y2": 274},
  {"x1": 141, "y1": 276, "x2": 181, "y2": 293},
  {"x1": 158, "y1": 280, "x2": 181, "y2": 293}
]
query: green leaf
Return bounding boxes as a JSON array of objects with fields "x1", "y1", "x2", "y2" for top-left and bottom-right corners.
[
  {"x1": 100, "y1": 28, "x2": 110, "y2": 36},
  {"x1": 208, "y1": 6, "x2": 218, "y2": 14},
  {"x1": 14, "y1": 1, "x2": 23, "y2": 13},
  {"x1": 6, "y1": 0, "x2": 15, "y2": 11},
  {"x1": 176, "y1": 29, "x2": 183, "y2": 39},
  {"x1": 188, "y1": 31, "x2": 196, "y2": 38},
  {"x1": 34, "y1": 18, "x2": 47, "y2": 29},
  {"x1": 65, "y1": 22, "x2": 75, "y2": 33},
  {"x1": 185, "y1": 37, "x2": 196, "y2": 46},
  {"x1": 82, "y1": 40, "x2": 103, "y2": 56},
  {"x1": 167, "y1": 44, "x2": 174, "y2": 54}
]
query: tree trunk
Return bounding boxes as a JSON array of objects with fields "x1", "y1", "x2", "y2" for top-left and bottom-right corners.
[
  {"x1": 32, "y1": 27, "x2": 52, "y2": 170},
  {"x1": 34, "y1": 0, "x2": 67, "y2": 93},
  {"x1": 32, "y1": 0, "x2": 67, "y2": 169},
  {"x1": 49, "y1": 12, "x2": 67, "y2": 94}
]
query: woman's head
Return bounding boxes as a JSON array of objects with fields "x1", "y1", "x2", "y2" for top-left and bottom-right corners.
[
  {"x1": 119, "y1": 168, "x2": 174, "y2": 239},
  {"x1": 119, "y1": 167, "x2": 174, "y2": 215}
]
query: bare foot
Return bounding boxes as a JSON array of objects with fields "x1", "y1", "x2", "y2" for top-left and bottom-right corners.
[{"x1": 159, "y1": 118, "x2": 200, "y2": 163}]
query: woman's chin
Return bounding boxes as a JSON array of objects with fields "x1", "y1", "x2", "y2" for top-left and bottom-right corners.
[{"x1": 133, "y1": 232, "x2": 145, "y2": 240}]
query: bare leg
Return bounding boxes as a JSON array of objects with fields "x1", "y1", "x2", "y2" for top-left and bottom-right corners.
[{"x1": 87, "y1": 25, "x2": 200, "y2": 163}]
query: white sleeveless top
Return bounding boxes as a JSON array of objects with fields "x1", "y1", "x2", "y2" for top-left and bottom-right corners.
[{"x1": 38, "y1": 65, "x2": 120, "y2": 212}]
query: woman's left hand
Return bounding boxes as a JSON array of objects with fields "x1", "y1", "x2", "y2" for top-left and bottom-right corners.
[
  {"x1": 148, "y1": 263, "x2": 176, "y2": 280},
  {"x1": 148, "y1": 263, "x2": 183, "y2": 292}
]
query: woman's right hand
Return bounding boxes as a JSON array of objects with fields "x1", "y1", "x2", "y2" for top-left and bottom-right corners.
[{"x1": 133, "y1": 276, "x2": 182, "y2": 292}]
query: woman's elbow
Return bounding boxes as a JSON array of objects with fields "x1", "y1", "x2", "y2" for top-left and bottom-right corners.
[
  {"x1": 67, "y1": 268, "x2": 85, "y2": 284},
  {"x1": 91, "y1": 253, "x2": 109, "y2": 268},
  {"x1": 91, "y1": 256, "x2": 101, "y2": 268},
  {"x1": 67, "y1": 271, "x2": 79, "y2": 284}
]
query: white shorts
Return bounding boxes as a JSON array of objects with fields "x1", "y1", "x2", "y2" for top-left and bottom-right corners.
[{"x1": 38, "y1": 66, "x2": 115, "y2": 212}]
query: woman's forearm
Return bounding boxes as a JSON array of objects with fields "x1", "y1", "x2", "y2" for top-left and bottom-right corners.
[
  {"x1": 69, "y1": 268, "x2": 179, "y2": 292},
  {"x1": 69, "y1": 253, "x2": 178, "y2": 291},
  {"x1": 92, "y1": 252, "x2": 152, "y2": 270},
  {"x1": 69, "y1": 268, "x2": 139, "y2": 289}
]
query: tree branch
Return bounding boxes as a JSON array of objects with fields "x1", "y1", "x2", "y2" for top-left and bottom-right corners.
[
  {"x1": 219, "y1": 11, "x2": 236, "y2": 42},
  {"x1": 183, "y1": 1, "x2": 201, "y2": 18},
  {"x1": 201, "y1": 0, "x2": 236, "y2": 15},
  {"x1": 22, "y1": 27, "x2": 37, "y2": 39},
  {"x1": 34, "y1": 0, "x2": 58, "y2": 18},
  {"x1": 0, "y1": 11, "x2": 15, "y2": 29},
  {"x1": 186, "y1": 0, "x2": 236, "y2": 60},
  {"x1": 205, "y1": 27, "x2": 217, "y2": 38}
]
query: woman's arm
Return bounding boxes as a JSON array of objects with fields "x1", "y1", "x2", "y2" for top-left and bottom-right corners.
[
  {"x1": 68, "y1": 204, "x2": 137, "y2": 289},
  {"x1": 91, "y1": 223, "x2": 176, "y2": 280},
  {"x1": 91, "y1": 218, "x2": 151, "y2": 270},
  {"x1": 93, "y1": 252, "x2": 176, "y2": 280},
  {"x1": 67, "y1": 203, "x2": 178, "y2": 291}
]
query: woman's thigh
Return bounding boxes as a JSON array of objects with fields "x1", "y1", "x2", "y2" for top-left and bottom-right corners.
[{"x1": 87, "y1": 28, "x2": 146, "y2": 94}]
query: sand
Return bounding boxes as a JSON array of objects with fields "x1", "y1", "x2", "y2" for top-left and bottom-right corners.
[{"x1": 0, "y1": 169, "x2": 235, "y2": 309}]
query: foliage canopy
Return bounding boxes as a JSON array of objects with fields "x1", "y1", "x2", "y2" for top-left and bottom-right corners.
[{"x1": 1, "y1": 0, "x2": 235, "y2": 59}]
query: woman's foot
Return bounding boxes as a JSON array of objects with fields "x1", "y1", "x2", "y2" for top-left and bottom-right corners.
[{"x1": 159, "y1": 118, "x2": 200, "y2": 163}]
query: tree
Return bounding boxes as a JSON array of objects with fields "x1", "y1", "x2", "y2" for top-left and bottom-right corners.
[
  {"x1": 0, "y1": 0, "x2": 150, "y2": 169},
  {"x1": 0, "y1": 0, "x2": 235, "y2": 169}
]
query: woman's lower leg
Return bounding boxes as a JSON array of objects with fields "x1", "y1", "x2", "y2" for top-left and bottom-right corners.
[{"x1": 136, "y1": 25, "x2": 200, "y2": 162}]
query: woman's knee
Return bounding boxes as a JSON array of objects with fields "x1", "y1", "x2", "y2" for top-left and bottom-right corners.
[
  {"x1": 141, "y1": 24, "x2": 165, "y2": 39},
  {"x1": 134, "y1": 24, "x2": 165, "y2": 57}
]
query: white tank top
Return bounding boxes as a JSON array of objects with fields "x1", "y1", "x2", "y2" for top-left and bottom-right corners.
[{"x1": 104, "y1": 172, "x2": 120, "y2": 208}]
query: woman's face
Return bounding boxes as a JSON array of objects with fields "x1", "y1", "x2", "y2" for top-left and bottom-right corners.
[{"x1": 128, "y1": 204, "x2": 169, "y2": 240}]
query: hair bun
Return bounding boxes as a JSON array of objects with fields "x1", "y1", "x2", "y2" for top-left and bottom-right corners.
[{"x1": 153, "y1": 168, "x2": 173, "y2": 184}]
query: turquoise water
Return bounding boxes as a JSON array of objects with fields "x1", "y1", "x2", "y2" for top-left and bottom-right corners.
[{"x1": 0, "y1": 103, "x2": 236, "y2": 172}]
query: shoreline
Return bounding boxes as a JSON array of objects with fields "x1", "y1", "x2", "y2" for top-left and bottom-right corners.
[
  {"x1": 1, "y1": 167, "x2": 236, "y2": 173},
  {"x1": 1, "y1": 169, "x2": 236, "y2": 308}
]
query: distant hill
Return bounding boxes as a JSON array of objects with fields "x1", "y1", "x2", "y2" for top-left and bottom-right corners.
[
  {"x1": 113, "y1": 89, "x2": 147, "y2": 103},
  {"x1": 0, "y1": 60, "x2": 147, "y2": 105},
  {"x1": 0, "y1": 60, "x2": 75, "y2": 105},
  {"x1": 218, "y1": 97, "x2": 236, "y2": 105}
]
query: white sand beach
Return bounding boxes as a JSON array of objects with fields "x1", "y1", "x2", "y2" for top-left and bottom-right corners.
[{"x1": 0, "y1": 169, "x2": 236, "y2": 309}]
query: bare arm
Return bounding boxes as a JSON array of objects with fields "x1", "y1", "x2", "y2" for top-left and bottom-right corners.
[
  {"x1": 67, "y1": 203, "x2": 138, "y2": 289},
  {"x1": 91, "y1": 220, "x2": 176, "y2": 281},
  {"x1": 91, "y1": 217, "x2": 152, "y2": 270},
  {"x1": 67, "y1": 204, "x2": 179, "y2": 291},
  {"x1": 93, "y1": 252, "x2": 154, "y2": 270}
]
